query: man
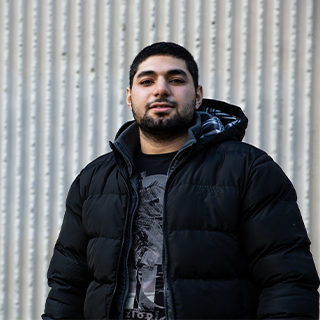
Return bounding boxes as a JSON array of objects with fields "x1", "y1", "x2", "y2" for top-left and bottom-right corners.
[{"x1": 42, "y1": 42, "x2": 319, "y2": 319}]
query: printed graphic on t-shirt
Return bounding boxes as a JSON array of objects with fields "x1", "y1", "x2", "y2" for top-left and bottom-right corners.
[{"x1": 125, "y1": 172, "x2": 166, "y2": 320}]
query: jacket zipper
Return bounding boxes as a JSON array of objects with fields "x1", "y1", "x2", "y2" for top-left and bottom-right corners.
[
  {"x1": 107, "y1": 172, "x2": 130, "y2": 320},
  {"x1": 162, "y1": 141, "x2": 196, "y2": 320},
  {"x1": 111, "y1": 142, "x2": 140, "y2": 320},
  {"x1": 120, "y1": 182, "x2": 139, "y2": 319}
]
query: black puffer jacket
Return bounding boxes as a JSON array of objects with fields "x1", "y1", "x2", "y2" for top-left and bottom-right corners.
[{"x1": 43, "y1": 99, "x2": 319, "y2": 319}]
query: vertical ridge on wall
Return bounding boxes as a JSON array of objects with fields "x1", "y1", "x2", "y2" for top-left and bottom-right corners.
[
  {"x1": 0, "y1": 0, "x2": 9, "y2": 317},
  {"x1": 244, "y1": 0, "x2": 263, "y2": 147},
  {"x1": 241, "y1": 0, "x2": 248, "y2": 107},
  {"x1": 33, "y1": 0, "x2": 51, "y2": 316},
  {"x1": 93, "y1": 0, "x2": 107, "y2": 158},
  {"x1": 14, "y1": 0, "x2": 23, "y2": 309},
  {"x1": 179, "y1": 0, "x2": 186, "y2": 46},
  {"x1": 89, "y1": 0, "x2": 96, "y2": 162},
  {"x1": 214, "y1": 0, "x2": 228, "y2": 100},
  {"x1": 140, "y1": 0, "x2": 153, "y2": 47},
  {"x1": 14, "y1": 0, "x2": 23, "y2": 308},
  {"x1": 59, "y1": 0, "x2": 67, "y2": 227},
  {"x1": 5, "y1": 1, "x2": 23, "y2": 319},
  {"x1": 63, "y1": 0, "x2": 80, "y2": 191},
  {"x1": 225, "y1": 0, "x2": 232, "y2": 102},
  {"x1": 28, "y1": 0, "x2": 38, "y2": 316},
  {"x1": 0, "y1": 0, "x2": 7, "y2": 316},
  {"x1": 78, "y1": 0, "x2": 93, "y2": 169},
  {"x1": 74, "y1": 0, "x2": 81, "y2": 175},
  {"x1": 309, "y1": 0, "x2": 320, "y2": 272},
  {"x1": 44, "y1": 0, "x2": 52, "y2": 306},
  {"x1": 169, "y1": 0, "x2": 180, "y2": 43},
  {"x1": 256, "y1": 0, "x2": 263, "y2": 149},
  {"x1": 287, "y1": 0, "x2": 297, "y2": 181},
  {"x1": 104, "y1": 0, "x2": 112, "y2": 149},
  {"x1": 302, "y1": 0, "x2": 314, "y2": 227},
  {"x1": 293, "y1": 0, "x2": 313, "y2": 225},
  {"x1": 277, "y1": 0, "x2": 295, "y2": 179},
  {"x1": 133, "y1": 0, "x2": 142, "y2": 48},
  {"x1": 194, "y1": 0, "x2": 202, "y2": 69},
  {"x1": 272, "y1": 0, "x2": 281, "y2": 161},
  {"x1": 229, "y1": 0, "x2": 246, "y2": 106},
  {"x1": 155, "y1": 0, "x2": 164, "y2": 41},
  {"x1": 304, "y1": 0, "x2": 313, "y2": 227},
  {"x1": 116, "y1": 0, "x2": 127, "y2": 130},
  {"x1": 208, "y1": 0, "x2": 216, "y2": 98},
  {"x1": 19, "y1": 0, "x2": 35, "y2": 318},
  {"x1": 198, "y1": 0, "x2": 211, "y2": 92},
  {"x1": 123, "y1": 0, "x2": 135, "y2": 120},
  {"x1": 43, "y1": 0, "x2": 53, "y2": 304},
  {"x1": 260, "y1": 0, "x2": 279, "y2": 159},
  {"x1": 133, "y1": 0, "x2": 141, "y2": 57},
  {"x1": 49, "y1": 0, "x2": 67, "y2": 245},
  {"x1": 165, "y1": 0, "x2": 171, "y2": 41},
  {"x1": 48, "y1": 0, "x2": 66, "y2": 255},
  {"x1": 108, "y1": 0, "x2": 120, "y2": 138},
  {"x1": 150, "y1": 0, "x2": 156, "y2": 43}
]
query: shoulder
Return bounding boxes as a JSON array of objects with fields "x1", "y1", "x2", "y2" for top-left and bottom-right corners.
[
  {"x1": 81, "y1": 151, "x2": 116, "y2": 177},
  {"x1": 211, "y1": 140, "x2": 272, "y2": 168},
  {"x1": 67, "y1": 151, "x2": 117, "y2": 203},
  {"x1": 204, "y1": 140, "x2": 293, "y2": 191},
  {"x1": 215, "y1": 140, "x2": 264, "y2": 156}
]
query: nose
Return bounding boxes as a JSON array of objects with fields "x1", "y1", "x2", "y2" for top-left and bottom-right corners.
[{"x1": 153, "y1": 77, "x2": 170, "y2": 97}]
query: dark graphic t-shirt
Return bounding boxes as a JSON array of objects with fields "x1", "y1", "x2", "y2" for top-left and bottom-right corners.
[{"x1": 124, "y1": 150, "x2": 176, "y2": 320}]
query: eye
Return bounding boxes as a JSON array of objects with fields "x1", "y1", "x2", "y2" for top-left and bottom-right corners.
[
  {"x1": 170, "y1": 78, "x2": 185, "y2": 84},
  {"x1": 140, "y1": 79, "x2": 153, "y2": 85}
]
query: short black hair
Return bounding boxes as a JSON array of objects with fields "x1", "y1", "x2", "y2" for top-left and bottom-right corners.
[{"x1": 129, "y1": 42, "x2": 199, "y2": 90}]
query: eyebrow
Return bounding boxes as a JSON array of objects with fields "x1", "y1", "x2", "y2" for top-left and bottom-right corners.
[{"x1": 136, "y1": 68, "x2": 188, "y2": 79}]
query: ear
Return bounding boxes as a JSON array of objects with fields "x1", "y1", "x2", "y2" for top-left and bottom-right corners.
[
  {"x1": 126, "y1": 87, "x2": 132, "y2": 110},
  {"x1": 195, "y1": 85, "x2": 203, "y2": 110}
]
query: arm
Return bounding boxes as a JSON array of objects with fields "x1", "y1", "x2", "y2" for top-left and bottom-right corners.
[
  {"x1": 42, "y1": 174, "x2": 92, "y2": 319},
  {"x1": 240, "y1": 153, "x2": 319, "y2": 319}
]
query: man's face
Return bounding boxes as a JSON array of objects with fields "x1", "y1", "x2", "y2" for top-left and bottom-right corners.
[{"x1": 126, "y1": 55, "x2": 203, "y2": 141}]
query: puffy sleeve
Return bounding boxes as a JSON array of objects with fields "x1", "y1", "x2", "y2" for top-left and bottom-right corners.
[
  {"x1": 42, "y1": 173, "x2": 91, "y2": 319},
  {"x1": 240, "y1": 152, "x2": 319, "y2": 319}
]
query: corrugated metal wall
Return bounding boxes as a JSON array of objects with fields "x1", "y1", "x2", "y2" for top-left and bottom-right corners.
[{"x1": 0, "y1": 0, "x2": 319, "y2": 318}]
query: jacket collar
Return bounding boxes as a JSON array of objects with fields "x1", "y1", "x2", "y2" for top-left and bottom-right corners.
[{"x1": 111, "y1": 98, "x2": 248, "y2": 170}]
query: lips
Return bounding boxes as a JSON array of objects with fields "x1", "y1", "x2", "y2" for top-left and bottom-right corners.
[
  {"x1": 149, "y1": 102, "x2": 174, "y2": 109},
  {"x1": 149, "y1": 102, "x2": 175, "y2": 113}
]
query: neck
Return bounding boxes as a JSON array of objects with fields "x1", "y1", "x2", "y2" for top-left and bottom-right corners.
[{"x1": 139, "y1": 129, "x2": 188, "y2": 154}]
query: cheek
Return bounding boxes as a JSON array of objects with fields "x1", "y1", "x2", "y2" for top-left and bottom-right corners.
[
  {"x1": 131, "y1": 92, "x2": 147, "y2": 106},
  {"x1": 132, "y1": 91, "x2": 152, "y2": 109},
  {"x1": 175, "y1": 87, "x2": 195, "y2": 101}
]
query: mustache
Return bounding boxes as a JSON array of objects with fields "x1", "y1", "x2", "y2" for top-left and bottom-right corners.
[{"x1": 146, "y1": 99, "x2": 178, "y2": 108}]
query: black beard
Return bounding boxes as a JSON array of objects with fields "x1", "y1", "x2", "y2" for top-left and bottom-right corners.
[{"x1": 132, "y1": 99, "x2": 196, "y2": 142}]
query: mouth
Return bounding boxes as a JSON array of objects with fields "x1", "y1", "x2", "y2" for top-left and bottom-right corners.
[{"x1": 149, "y1": 102, "x2": 174, "y2": 113}]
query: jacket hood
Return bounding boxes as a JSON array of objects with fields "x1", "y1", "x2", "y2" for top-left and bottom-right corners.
[
  {"x1": 196, "y1": 98, "x2": 248, "y2": 144},
  {"x1": 115, "y1": 98, "x2": 247, "y2": 140}
]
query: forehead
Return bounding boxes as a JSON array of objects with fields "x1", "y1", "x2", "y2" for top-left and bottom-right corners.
[{"x1": 135, "y1": 55, "x2": 190, "y2": 77}]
